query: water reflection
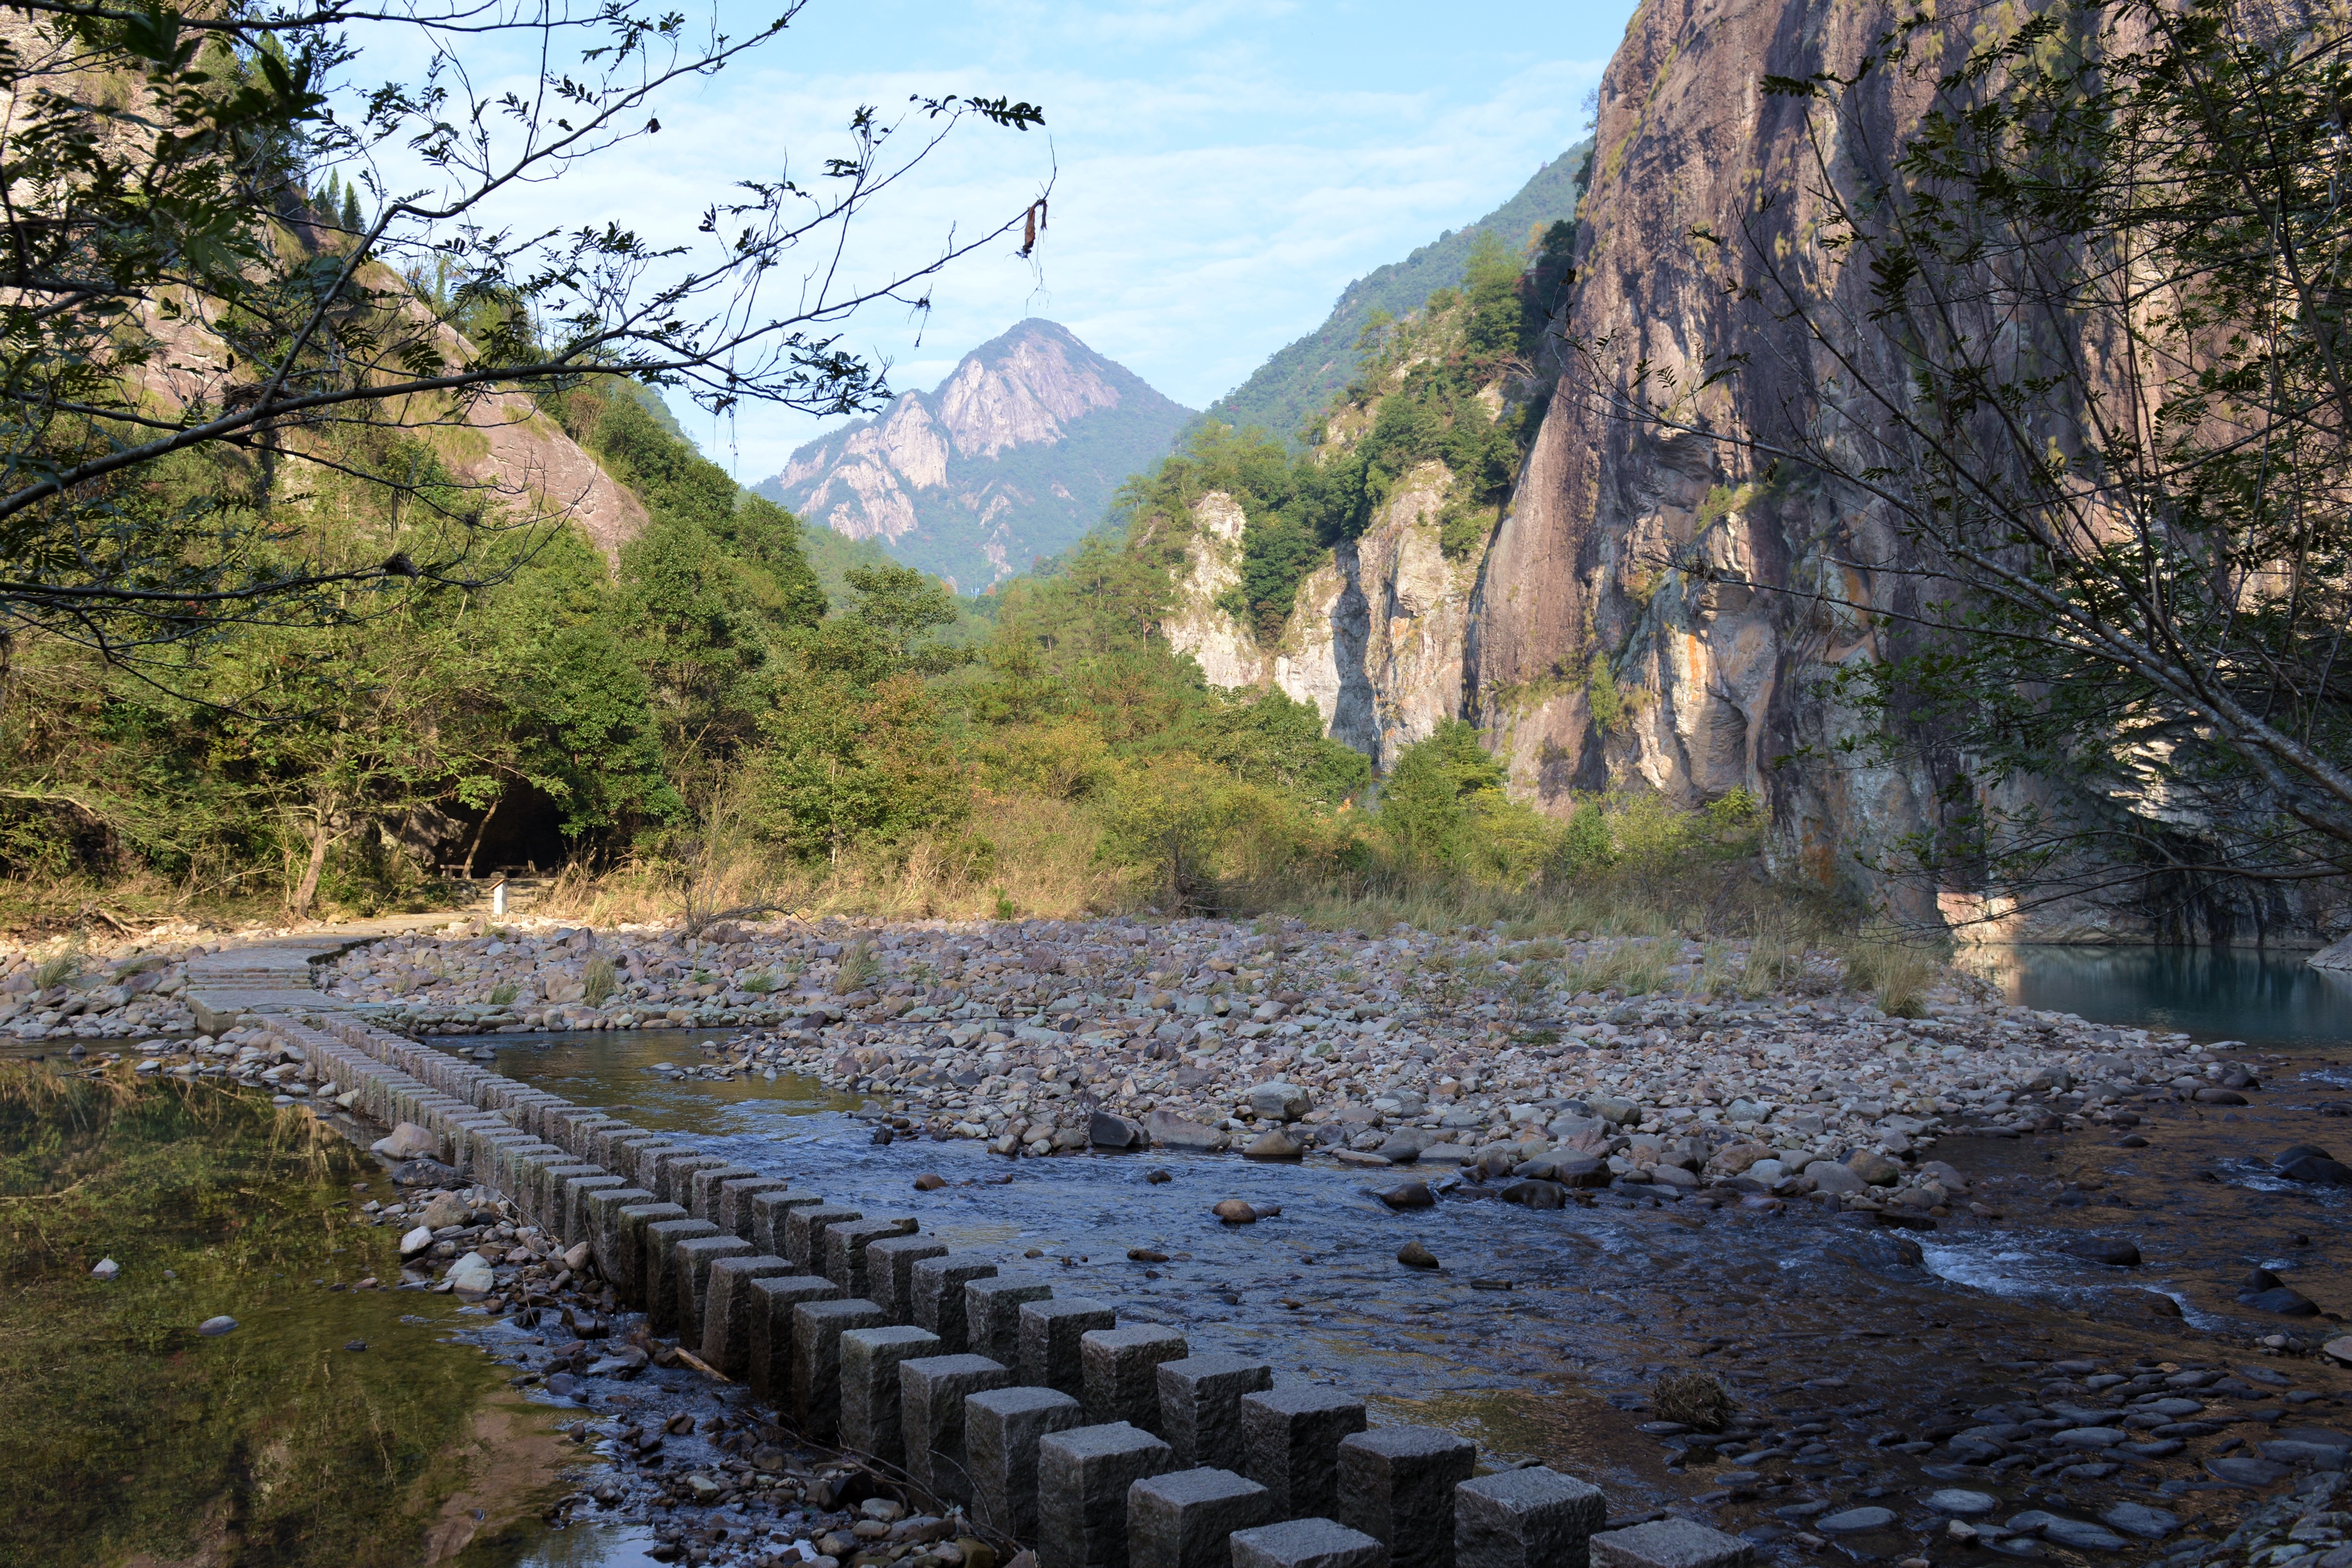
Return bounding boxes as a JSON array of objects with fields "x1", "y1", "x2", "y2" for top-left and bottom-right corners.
[{"x1": 1967, "y1": 944, "x2": 2352, "y2": 1048}]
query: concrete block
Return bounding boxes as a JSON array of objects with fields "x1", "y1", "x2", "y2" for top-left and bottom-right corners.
[
  {"x1": 1157, "y1": 1354, "x2": 1272, "y2": 1471},
  {"x1": 629, "y1": 1142, "x2": 696, "y2": 1193},
  {"x1": 746, "y1": 1273, "x2": 839, "y2": 1403},
  {"x1": 1587, "y1": 1519, "x2": 1754, "y2": 1568},
  {"x1": 786, "y1": 1204, "x2": 860, "y2": 1270},
  {"x1": 717, "y1": 1176, "x2": 790, "y2": 1238},
  {"x1": 1037, "y1": 1421, "x2": 1172, "y2": 1568},
  {"x1": 902, "y1": 1354, "x2": 1011, "y2": 1503},
  {"x1": 611, "y1": 1199, "x2": 684, "y2": 1308},
  {"x1": 968, "y1": 1385, "x2": 1084, "y2": 1540},
  {"x1": 673, "y1": 1233, "x2": 753, "y2": 1353},
  {"x1": 1128, "y1": 1466, "x2": 1272, "y2": 1568},
  {"x1": 1231, "y1": 1519, "x2": 1389, "y2": 1568},
  {"x1": 700, "y1": 1254, "x2": 791, "y2": 1379},
  {"x1": 1020, "y1": 1295, "x2": 1116, "y2": 1395},
  {"x1": 540, "y1": 1163, "x2": 605, "y2": 1234},
  {"x1": 688, "y1": 1162, "x2": 760, "y2": 1221},
  {"x1": 912, "y1": 1252, "x2": 999, "y2": 1351},
  {"x1": 839, "y1": 1324, "x2": 940, "y2": 1463},
  {"x1": 968, "y1": 1275, "x2": 1054, "y2": 1367},
  {"x1": 865, "y1": 1234, "x2": 950, "y2": 1322},
  {"x1": 823, "y1": 1214, "x2": 918, "y2": 1298},
  {"x1": 750, "y1": 1189, "x2": 824, "y2": 1257},
  {"x1": 643, "y1": 1217, "x2": 720, "y2": 1334},
  {"x1": 1082, "y1": 1324, "x2": 1189, "y2": 1429},
  {"x1": 791, "y1": 1297, "x2": 885, "y2": 1442},
  {"x1": 1240, "y1": 1388, "x2": 1367, "y2": 1519},
  {"x1": 1454, "y1": 1468, "x2": 1606, "y2": 1568},
  {"x1": 663, "y1": 1153, "x2": 738, "y2": 1209},
  {"x1": 1336, "y1": 1427, "x2": 1476, "y2": 1568}
]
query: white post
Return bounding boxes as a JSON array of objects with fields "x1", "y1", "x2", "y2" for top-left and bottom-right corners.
[{"x1": 492, "y1": 879, "x2": 507, "y2": 918}]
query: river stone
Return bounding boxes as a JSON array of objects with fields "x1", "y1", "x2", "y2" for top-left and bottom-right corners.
[
  {"x1": 1245, "y1": 1130, "x2": 1304, "y2": 1161},
  {"x1": 2205, "y1": 1456, "x2": 2289, "y2": 1486},
  {"x1": 2051, "y1": 1427, "x2": 2128, "y2": 1450},
  {"x1": 1817, "y1": 1507, "x2": 1896, "y2": 1534},
  {"x1": 373, "y1": 1122, "x2": 439, "y2": 1160},
  {"x1": 1090, "y1": 1112, "x2": 1144, "y2": 1150},
  {"x1": 2099, "y1": 1504, "x2": 2181, "y2": 1540},
  {"x1": 1213, "y1": 1200, "x2": 1258, "y2": 1225},
  {"x1": 1805, "y1": 1161, "x2": 1866, "y2": 1196},
  {"x1": 399, "y1": 1225, "x2": 434, "y2": 1258},
  {"x1": 1848, "y1": 1149, "x2": 1901, "y2": 1185},
  {"x1": 1922, "y1": 1490, "x2": 2000, "y2": 1516},
  {"x1": 2241, "y1": 1286, "x2": 2319, "y2": 1315},
  {"x1": 2281, "y1": 1155, "x2": 2352, "y2": 1186},
  {"x1": 90, "y1": 1257, "x2": 120, "y2": 1281},
  {"x1": 1246, "y1": 1082, "x2": 1311, "y2": 1122},
  {"x1": 420, "y1": 1191, "x2": 470, "y2": 1228},
  {"x1": 1378, "y1": 1180, "x2": 1434, "y2": 1210},
  {"x1": 2064, "y1": 1236, "x2": 2141, "y2": 1266},
  {"x1": 1499, "y1": 1179, "x2": 1568, "y2": 1209},
  {"x1": 1396, "y1": 1241, "x2": 1439, "y2": 1269},
  {"x1": 446, "y1": 1253, "x2": 496, "y2": 1293},
  {"x1": 1147, "y1": 1111, "x2": 1229, "y2": 1151},
  {"x1": 2328, "y1": 1335, "x2": 2352, "y2": 1366},
  {"x1": 2011, "y1": 1514, "x2": 2128, "y2": 1551},
  {"x1": 198, "y1": 1315, "x2": 237, "y2": 1336}
]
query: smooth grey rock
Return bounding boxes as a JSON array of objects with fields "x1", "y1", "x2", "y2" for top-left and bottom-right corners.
[
  {"x1": 903, "y1": 1352, "x2": 1011, "y2": 1503},
  {"x1": 1241, "y1": 1387, "x2": 1368, "y2": 1519},
  {"x1": 2099, "y1": 1503, "x2": 2181, "y2": 1540},
  {"x1": 1452, "y1": 1466, "x2": 1605, "y2": 1568},
  {"x1": 1248, "y1": 1082, "x2": 1311, "y2": 1122},
  {"x1": 1921, "y1": 1490, "x2": 2000, "y2": 1517},
  {"x1": 969, "y1": 1385, "x2": 1085, "y2": 1540},
  {"x1": 1037, "y1": 1421, "x2": 1173, "y2": 1568},
  {"x1": 1158, "y1": 1353, "x2": 1274, "y2": 1471},
  {"x1": 1815, "y1": 1508, "x2": 1895, "y2": 1534},
  {"x1": 2010, "y1": 1513, "x2": 2129, "y2": 1551},
  {"x1": 1083, "y1": 1323, "x2": 1189, "y2": 1429},
  {"x1": 1230, "y1": 1518, "x2": 1389, "y2": 1568},
  {"x1": 1337, "y1": 1426, "x2": 1476, "y2": 1568},
  {"x1": 1804, "y1": 1161, "x2": 1866, "y2": 1196},
  {"x1": 1128, "y1": 1466, "x2": 1273, "y2": 1568}
]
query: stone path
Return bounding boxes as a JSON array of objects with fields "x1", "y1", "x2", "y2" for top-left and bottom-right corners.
[{"x1": 183, "y1": 915, "x2": 467, "y2": 1032}]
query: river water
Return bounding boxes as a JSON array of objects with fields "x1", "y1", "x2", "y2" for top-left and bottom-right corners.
[{"x1": 461, "y1": 945, "x2": 2352, "y2": 1568}]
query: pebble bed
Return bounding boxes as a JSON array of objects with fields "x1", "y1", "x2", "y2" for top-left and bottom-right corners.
[
  {"x1": 0, "y1": 942, "x2": 201, "y2": 1037},
  {"x1": 309, "y1": 916, "x2": 2279, "y2": 1227}
]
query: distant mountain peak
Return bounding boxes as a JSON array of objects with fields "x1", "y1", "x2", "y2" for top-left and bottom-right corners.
[{"x1": 759, "y1": 319, "x2": 1192, "y2": 590}]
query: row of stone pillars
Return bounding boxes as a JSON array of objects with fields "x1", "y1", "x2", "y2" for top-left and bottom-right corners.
[{"x1": 277, "y1": 1010, "x2": 1756, "y2": 1568}]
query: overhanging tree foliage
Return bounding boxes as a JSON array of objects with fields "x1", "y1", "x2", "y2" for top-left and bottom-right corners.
[
  {"x1": 0, "y1": 0, "x2": 1043, "y2": 661},
  {"x1": 1590, "y1": 0, "x2": 2352, "y2": 915}
]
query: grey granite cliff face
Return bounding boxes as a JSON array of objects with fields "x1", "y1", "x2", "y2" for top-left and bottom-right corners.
[
  {"x1": 1164, "y1": 0, "x2": 2348, "y2": 943},
  {"x1": 761, "y1": 320, "x2": 1193, "y2": 593}
]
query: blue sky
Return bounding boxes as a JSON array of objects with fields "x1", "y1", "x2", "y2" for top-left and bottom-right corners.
[{"x1": 370, "y1": 0, "x2": 1637, "y2": 479}]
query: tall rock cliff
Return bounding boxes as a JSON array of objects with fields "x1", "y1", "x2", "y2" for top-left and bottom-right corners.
[
  {"x1": 1163, "y1": 0, "x2": 2332, "y2": 940},
  {"x1": 759, "y1": 320, "x2": 1194, "y2": 593}
]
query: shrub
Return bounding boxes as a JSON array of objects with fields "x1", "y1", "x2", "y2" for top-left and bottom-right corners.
[{"x1": 581, "y1": 955, "x2": 618, "y2": 1007}]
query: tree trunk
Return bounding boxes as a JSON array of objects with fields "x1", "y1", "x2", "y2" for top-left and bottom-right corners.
[
  {"x1": 461, "y1": 795, "x2": 500, "y2": 881},
  {"x1": 290, "y1": 807, "x2": 338, "y2": 918}
]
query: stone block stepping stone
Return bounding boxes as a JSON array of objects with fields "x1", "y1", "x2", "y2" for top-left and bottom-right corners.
[
  {"x1": 1921, "y1": 1490, "x2": 1998, "y2": 1516},
  {"x1": 1815, "y1": 1508, "x2": 1895, "y2": 1534},
  {"x1": 2206, "y1": 1456, "x2": 2289, "y2": 1487}
]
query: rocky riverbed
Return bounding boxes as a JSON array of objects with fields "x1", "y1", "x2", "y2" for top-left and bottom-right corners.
[{"x1": 294, "y1": 915, "x2": 2308, "y2": 1230}]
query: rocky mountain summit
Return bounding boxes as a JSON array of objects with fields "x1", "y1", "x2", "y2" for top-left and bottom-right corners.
[{"x1": 758, "y1": 321, "x2": 1193, "y2": 592}]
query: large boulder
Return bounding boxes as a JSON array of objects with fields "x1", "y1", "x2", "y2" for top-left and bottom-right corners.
[
  {"x1": 1847, "y1": 1149, "x2": 1903, "y2": 1186},
  {"x1": 1805, "y1": 1160, "x2": 1868, "y2": 1196},
  {"x1": 1146, "y1": 1111, "x2": 1230, "y2": 1152},
  {"x1": 1246, "y1": 1082, "x2": 1311, "y2": 1122},
  {"x1": 444, "y1": 1253, "x2": 495, "y2": 1293},
  {"x1": 1089, "y1": 1111, "x2": 1146, "y2": 1150},
  {"x1": 372, "y1": 1122, "x2": 439, "y2": 1161}
]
